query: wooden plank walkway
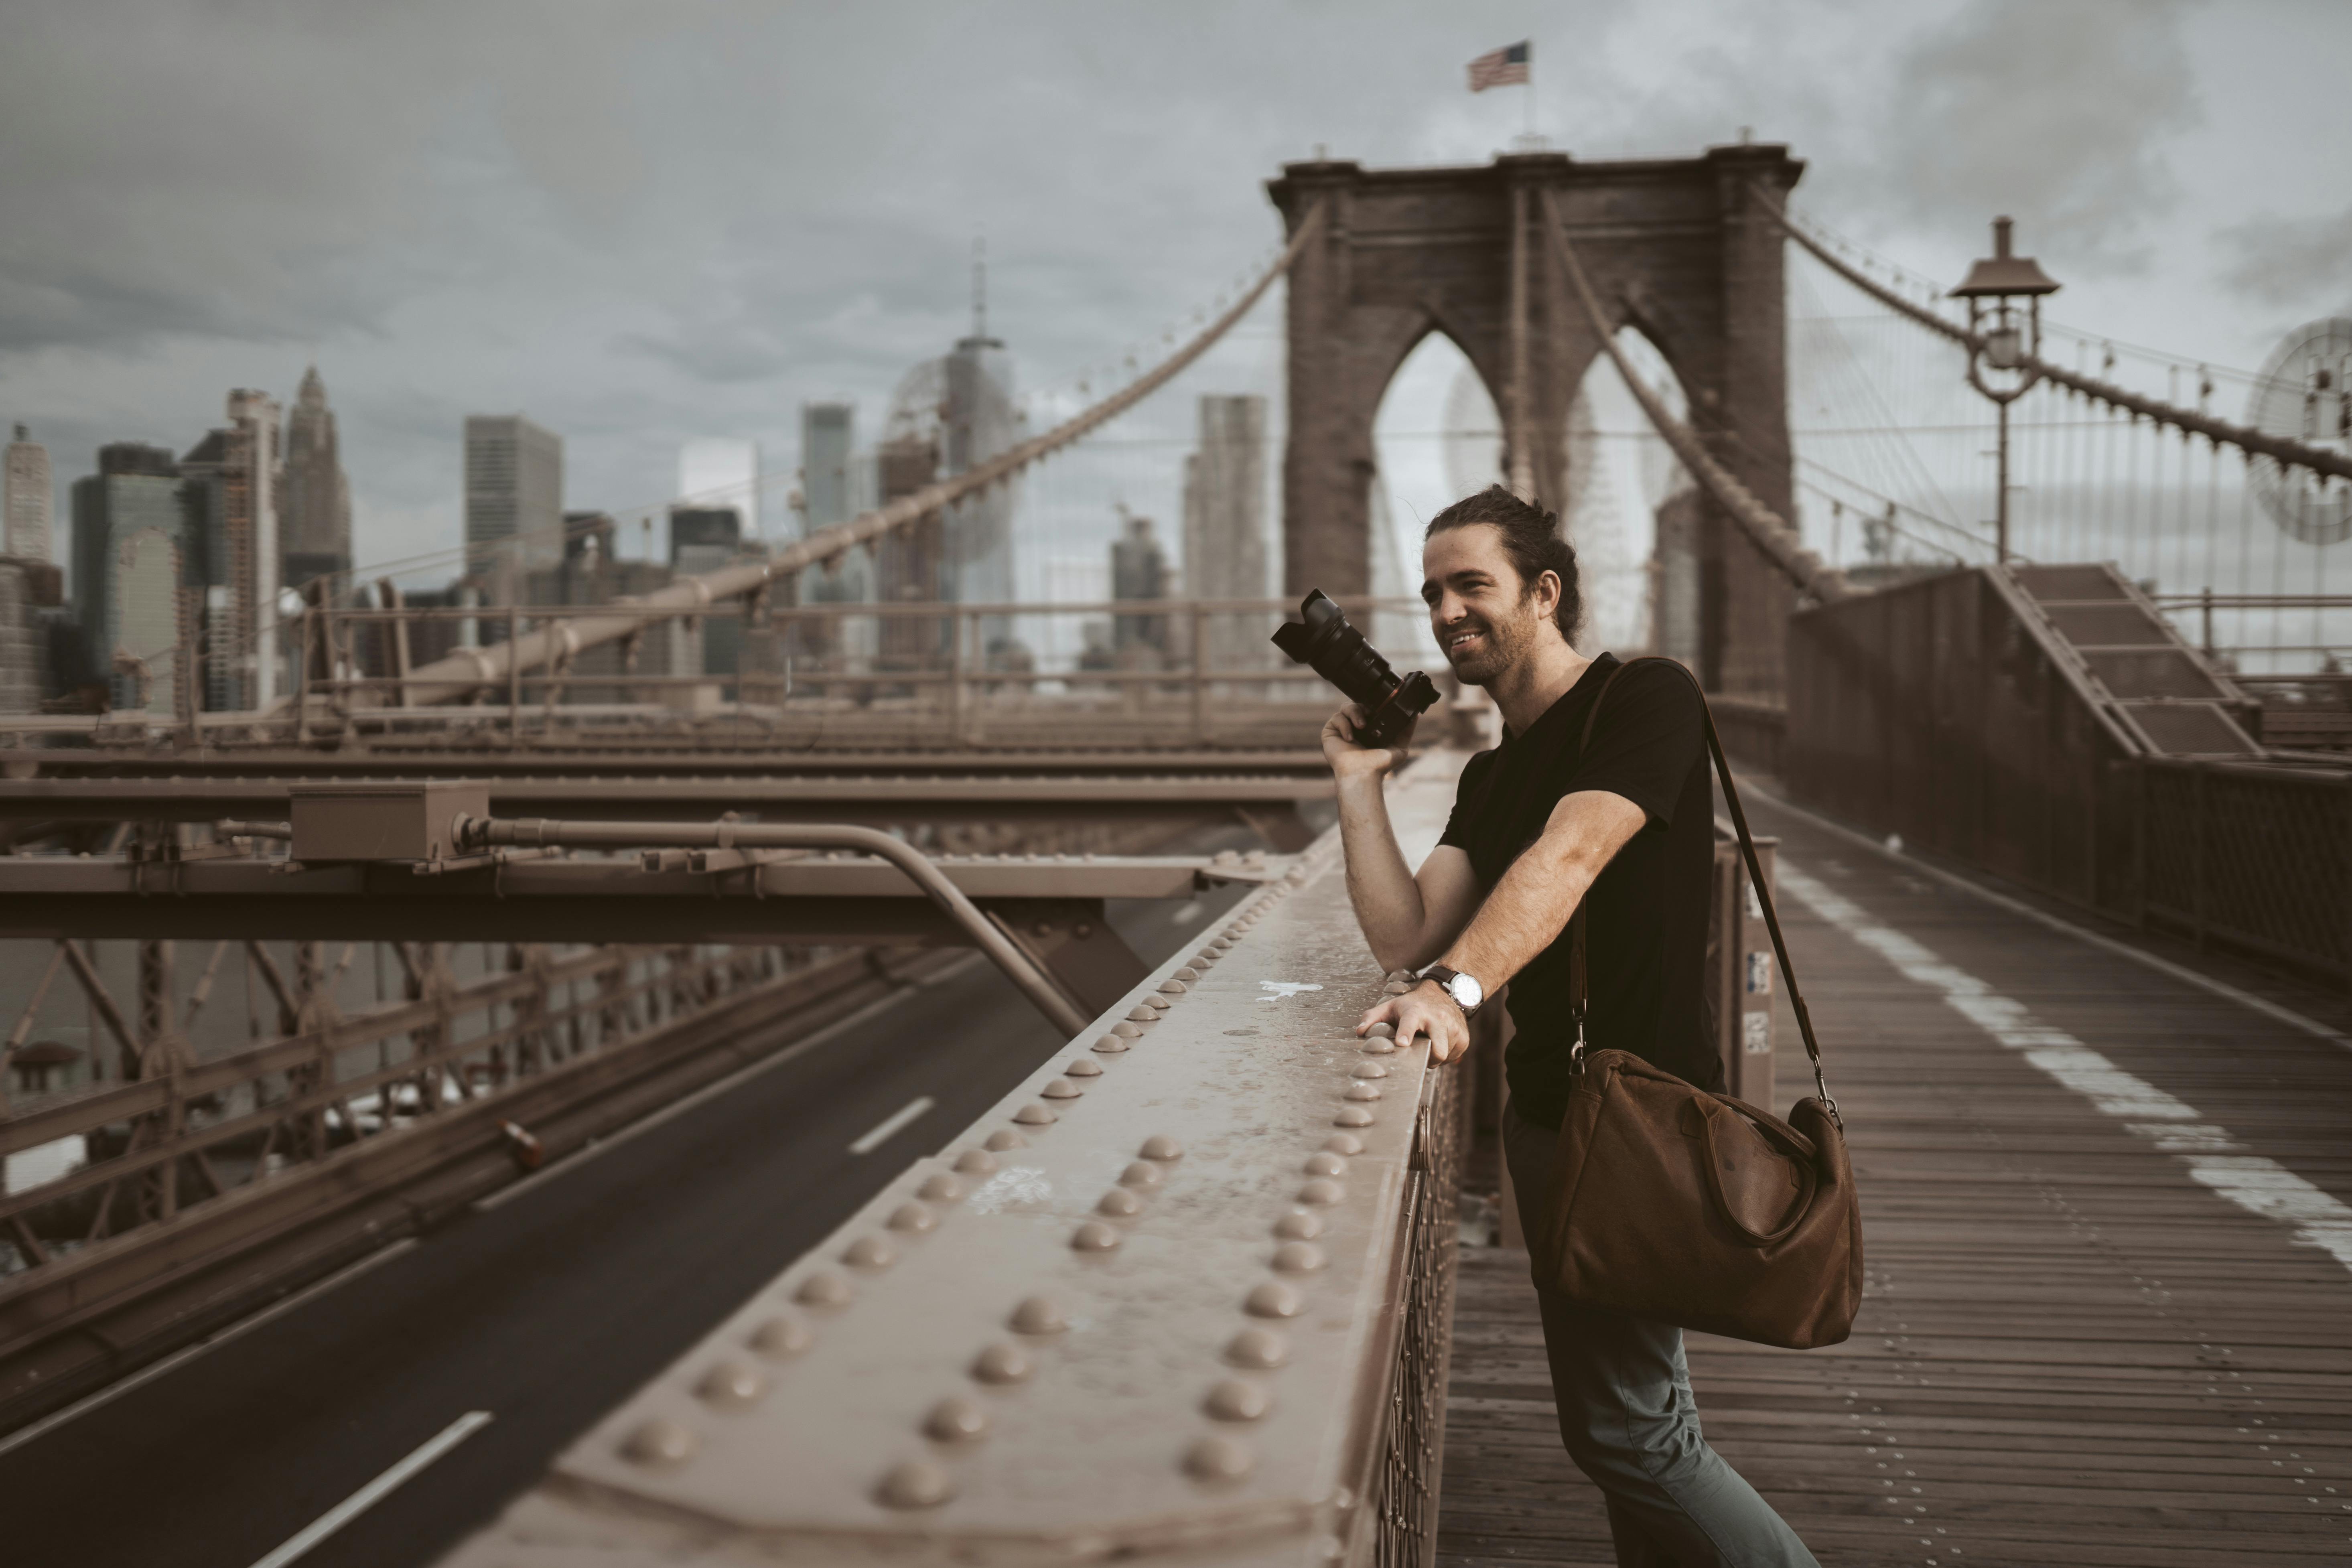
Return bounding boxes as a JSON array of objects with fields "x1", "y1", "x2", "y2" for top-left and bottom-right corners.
[{"x1": 1437, "y1": 795, "x2": 2352, "y2": 1568}]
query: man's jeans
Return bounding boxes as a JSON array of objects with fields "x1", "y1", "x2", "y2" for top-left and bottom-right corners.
[{"x1": 1503, "y1": 1105, "x2": 1820, "y2": 1568}]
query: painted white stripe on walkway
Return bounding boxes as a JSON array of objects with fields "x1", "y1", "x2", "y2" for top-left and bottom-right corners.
[
  {"x1": 1777, "y1": 862, "x2": 2352, "y2": 1273},
  {"x1": 849, "y1": 1095, "x2": 934, "y2": 1156},
  {"x1": 247, "y1": 1410, "x2": 492, "y2": 1568}
]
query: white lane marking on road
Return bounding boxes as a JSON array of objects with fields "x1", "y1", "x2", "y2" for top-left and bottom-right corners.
[
  {"x1": 246, "y1": 1409, "x2": 493, "y2": 1568},
  {"x1": 849, "y1": 1095, "x2": 935, "y2": 1156},
  {"x1": 1746, "y1": 779, "x2": 2352, "y2": 1053},
  {"x1": 0, "y1": 1237, "x2": 420, "y2": 1461},
  {"x1": 474, "y1": 964, "x2": 972, "y2": 1213},
  {"x1": 1777, "y1": 862, "x2": 2352, "y2": 1273}
]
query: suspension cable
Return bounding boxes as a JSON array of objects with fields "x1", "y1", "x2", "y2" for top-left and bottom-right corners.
[
  {"x1": 1539, "y1": 187, "x2": 1855, "y2": 604},
  {"x1": 1757, "y1": 188, "x2": 2352, "y2": 485}
]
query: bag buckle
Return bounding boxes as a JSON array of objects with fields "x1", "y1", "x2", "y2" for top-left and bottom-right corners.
[{"x1": 1569, "y1": 1020, "x2": 1588, "y2": 1077}]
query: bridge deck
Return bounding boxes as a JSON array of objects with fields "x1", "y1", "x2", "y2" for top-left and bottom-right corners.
[{"x1": 1438, "y1": 793, "x2": 2352, "y2": 1568}]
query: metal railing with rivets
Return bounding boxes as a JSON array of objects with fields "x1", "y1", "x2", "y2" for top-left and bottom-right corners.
[{"x1": 434, "y1": 750, "x2": 1474, "y2": 1568}]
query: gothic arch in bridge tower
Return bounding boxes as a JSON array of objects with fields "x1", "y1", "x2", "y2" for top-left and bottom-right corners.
[{"x1": 1268, "y1": 144, "x2": 1804, "y2": 696}]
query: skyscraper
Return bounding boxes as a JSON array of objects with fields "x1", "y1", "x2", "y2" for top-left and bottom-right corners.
[
  {"x1": 800, "y1": 404, "x2": 855, "y2": 536},
  {"x1": 679, "y1": 438, "x2": 758, "y2": 543},
  {"x1": 178, "y1": 391, "x2": 282, "y2": 709},
  {"x1": 71, "y1": 442, "x2": 187, "y2": 711},
  {"x1": 281, "y1": 367, "x2": 352, "y2": 594},
  {"x1": 942, "y1": 329, "x2": 1019, "y2": 654},
  {"x1": 5, "y1": 425, "x2": 52, "y2": 563},
  {"x1": 1181, "y1": 395, "x2": 1270, "y2": 672},
  {"x1": 464, "y1": 415, "x2": 562, "y2": 582}
]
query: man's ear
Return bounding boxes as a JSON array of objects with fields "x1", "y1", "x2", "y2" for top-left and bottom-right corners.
[{"x1": 1534, "y1": 569, "x2": 1563, "y2": 620}]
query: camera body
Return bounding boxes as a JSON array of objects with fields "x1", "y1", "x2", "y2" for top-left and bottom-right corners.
[{"x1": 1271, "y1": 590, "x2": 1440, "y2": 747}]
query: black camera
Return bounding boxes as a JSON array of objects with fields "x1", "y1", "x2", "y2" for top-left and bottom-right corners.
[{"x1": 1271, "y1": 590, "x2": 1440, "y2": 747}]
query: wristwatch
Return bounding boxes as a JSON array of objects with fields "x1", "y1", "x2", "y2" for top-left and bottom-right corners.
[{"x1": 1421, "y1": 965, "x2": 1484, "y2": 1017}]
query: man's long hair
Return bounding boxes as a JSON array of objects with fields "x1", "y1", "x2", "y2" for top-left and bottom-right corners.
[{"x1": 1425, "y1": 485, "x2": 1583, "y2": 643}]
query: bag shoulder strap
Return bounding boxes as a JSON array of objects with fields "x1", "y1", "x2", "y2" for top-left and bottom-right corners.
[{"x1": 1566, "y1": 656, "x2": 1837, "y2": 1122}]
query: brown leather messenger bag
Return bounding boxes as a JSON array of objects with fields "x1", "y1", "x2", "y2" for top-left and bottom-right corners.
[{"x1": 1532, "y1": 657, "x2": 1863, "y2": 1349}]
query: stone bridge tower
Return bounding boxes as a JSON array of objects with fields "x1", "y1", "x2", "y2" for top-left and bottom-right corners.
[{"x1": 1267, "y1": 144, "x2": 1803, "y2": 697}]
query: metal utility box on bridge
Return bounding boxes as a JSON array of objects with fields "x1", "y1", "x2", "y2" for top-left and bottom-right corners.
[
  {"x1": 289, "y1": 780, "x2": 488, "y2": 864},
  {"x1": 1267, "y1": 144, "x2": 1804, "y2": 699}
]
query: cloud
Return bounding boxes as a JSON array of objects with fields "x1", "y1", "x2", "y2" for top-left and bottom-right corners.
[
  {"x1": 2217, "y1": 206, "x2": 2352, "y2": 311},
  {"x1": 1871, "y1": 0, "x2": 2200, "y2": 269}
]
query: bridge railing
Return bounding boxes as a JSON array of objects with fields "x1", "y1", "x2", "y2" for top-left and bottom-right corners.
[{"x1": 2135, "y1": 757, "x2": 2352, "y2": 986}]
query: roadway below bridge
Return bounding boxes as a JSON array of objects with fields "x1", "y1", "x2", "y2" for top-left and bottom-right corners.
[{"x1": 0, "y1": 878, "x2": 1258, "y2": 1568}]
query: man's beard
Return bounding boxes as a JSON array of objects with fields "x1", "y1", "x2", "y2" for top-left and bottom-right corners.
[{"x1": 1438, "y1": 604, "x2": 1536, "y2": 685}]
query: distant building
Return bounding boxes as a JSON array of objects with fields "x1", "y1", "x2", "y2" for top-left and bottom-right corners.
[
  {"x1": 281, "y1": 367, "x2": 352, "y2": 595},
  {"x1": 1181, "y1": 394, "x2": 1269, "y2": 673},
  {"x1": 464, "y1": 415, "x2": 562, "y2": 583},
  {"x1": 875, "y1": 432, "x2": 944, "y2": 664},
  {"x1": 680, "y1": 438, "x2": 759, "y2": 543},
  {"x1": 800, "y1": 403, "x2": 856, "y2": 536},
  {"x1": 178, "y1": 391, "x2": 283, "y2": 710},
  {"x1": 943, "y1": 330, "x2": 1019, "y2": 654},
  {"x1": 5, "y1": 425, "x2": 52, "y2": 563},
  {"x1": 71, "y1": 442, "x2": 191, "y2": 712},
  {"x1": 1650, "y1": 489, "x2": 1702, "y2": 668},
  {"x1": 0, "y1": 556, "x2": 61, "y2": 713},
  {"x1": 1110, "y1": 510, "x2": 1169, "y2": 659}
]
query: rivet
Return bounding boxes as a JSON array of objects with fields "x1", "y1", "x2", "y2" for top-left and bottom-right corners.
[
  {"x1": 875, "y1": 1458, "x2": 954, "y2": 1509},
  {"x1": 1040, "y1": 1077, "x2": 1083, "y2": 1100},
  {"x1": 1245, "y1": 1281, "x2": 1302, "y2": 1318},
  {"x1": 1097, "y1": 1187, "x2": 1145, "y2": 1218},
  {"x1": 1185, "y1": 1434, "x2": 1256, "y2": 1482},
  {"x1": 924, "y1": 1396, "x2": 990, "y2": 1443},
  {"x1": 843, "y1": 1235, "x2": 896, "y2": 1271},
  {"x1": 1364, "y1": 1022, "x2": 1395, "y2": 1039},
  {"x1": 1352, "y1": 1062, "x2": 1388, "y2": 1080},
  {"x1": 1071, "y1": 1219, "x2": 1122, "y2": 1252},
  {"x1": 987, "y1": 1128, "x2": 1029, "y2": 1151},
  {"x1": 1158, "y1": 979, "x2": 1187, "y2": 996},
  {"x1": 748, "y1": 1316, "x2": 812, "y2": 1359},
  {"x1": 1224, "y1": 1327, "x2": 1289, "y2": 1369},
  {"x1": 1191, "y1": 952, "x2": 1219, "y2": 968},
  {"x1": 1382, "y1": 980, "x2": 1412, "y2": 995},
  {"x1": 888, "y1": 1202, "x2": 938, "y2": 1235},
  {"x1": 1204, "y1": 1378, "x2": 1272, "y2": 1422},
  {"x1": 1140, "y1": 1135, "x2": 1185, "y2": 1162},
  {"x1": 971, "y1": 1341, "x2": 1033, "y2": 1384},
  {"x1": 1174, "y1": 966, "x2": 1201, "y2": 982},
  {"x1": 621, "y1": 1418, "x2": 698, "y2": 1467},
  {"x1": 1112, "y1": 1020, "x2": 1145, "y2": 1038},
  {"x1": 1092, "y1": 1035, "x2": 1131, "y2": 1054},
  {"x1": 696, "y1": 1360, "x2": 766, "y2": 1409},
  {"x1": 1323, "y1": 1133, "x2": 1364, "y2": 1156},
  {"x1": 1273, "y1": 1208, "x2": 1325, "y2": 1240},
  {"x1": 1126, "y1": 1005, "x2": 1159, "y2": 1022},
  {"x1": 1303, "y1": 1151, "x2": 1348, "y2": 1177},
  {"x1": 1344, "y1": 1083, "x2": 1382, "y2": 1102},
  {"x1": 1274, "y1": 1241, "x2": 1327, "y2": 1274},
  {"x1": 1009, "y1": 1294, "x2": 1067, "y2": 1334},
  {"x1": 1013, "y1": 1104, "x2": 1059, "y2": 1126},
  {"x1": 1212, "y1": 937, "x2": 1233, "y2": 950},
  {"x1": 1298, "y1": 1178, "x2": 1345, "y2": 1205},
  {"x1": 1333, "y1": 1106, "x2": 1375, "y2": 1127},
  {"x1": 1146, "y1": 995, "x2": 1173, "y2": 1011},
  {"x1": 1118, "y1": 1160, "x2": 1164, "y2": 1190},
  {"x1": 1361, "y1": 1038, "x2": 1396, "y2": 1055},
  {"x1": 920, "y1": 1172, "x2": 968, "y2": 1203},
  {"x1": 795, "y1": 1271, "x2": 852, "y2": 1309},
  {"x1": 1063, "y1": 1057, "x2": 1103, "y2": 1077}
]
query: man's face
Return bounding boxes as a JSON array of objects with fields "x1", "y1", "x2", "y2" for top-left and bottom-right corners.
[{"x1": 1421, "y1": 523, "x2": 1550, "y2": 686}]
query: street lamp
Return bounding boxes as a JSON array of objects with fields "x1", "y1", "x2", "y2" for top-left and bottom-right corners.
[{"x1": 1951, "y1": 216, "x2": 2061, "y2": 565}]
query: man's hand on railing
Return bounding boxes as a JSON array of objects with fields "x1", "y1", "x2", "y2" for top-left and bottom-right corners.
[{"x1": 1357, "y1": 978, "x2": 1471, "y2": 1064}]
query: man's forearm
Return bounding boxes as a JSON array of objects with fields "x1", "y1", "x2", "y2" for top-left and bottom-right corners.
[
  {"x1": 1336, "y1": 774, "x2": 1426, "y2": 969},
  {"x1": 1437, "y1": 790, "x2": 1644, "y2": 992}
]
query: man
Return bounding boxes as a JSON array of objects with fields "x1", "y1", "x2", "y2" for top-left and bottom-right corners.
[{"x1": 1328, "y1": 485, "x2": 1816, "y2": 1567}]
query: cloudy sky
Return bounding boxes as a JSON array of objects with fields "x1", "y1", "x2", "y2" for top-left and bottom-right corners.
[{"x1": 4, "y1": 0, "x2": 2346, "y2": 594}]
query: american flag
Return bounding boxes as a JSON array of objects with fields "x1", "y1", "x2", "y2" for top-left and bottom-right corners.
[{"x1": 1467, "y1": 41, "x2": 1530, "y2": 92}]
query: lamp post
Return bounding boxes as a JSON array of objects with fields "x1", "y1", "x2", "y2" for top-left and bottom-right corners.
[{"x1": 1951, "y1": 216, "x2": 2062, "y2": 565}]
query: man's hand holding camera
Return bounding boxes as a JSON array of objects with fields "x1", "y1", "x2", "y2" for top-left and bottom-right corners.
[{"x1": 1320, "y1": 702, "x2": 1416, "y2": 784}]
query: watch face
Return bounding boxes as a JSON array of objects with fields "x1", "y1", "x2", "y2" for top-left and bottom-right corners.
[{"x1": 1449, "y1": 972, "x2": 1484, "y2": 1011}]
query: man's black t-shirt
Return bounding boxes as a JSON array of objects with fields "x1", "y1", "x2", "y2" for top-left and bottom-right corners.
[{"x1": 1436, "y1": 654, "x2": 1719, "y2": 1129}]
